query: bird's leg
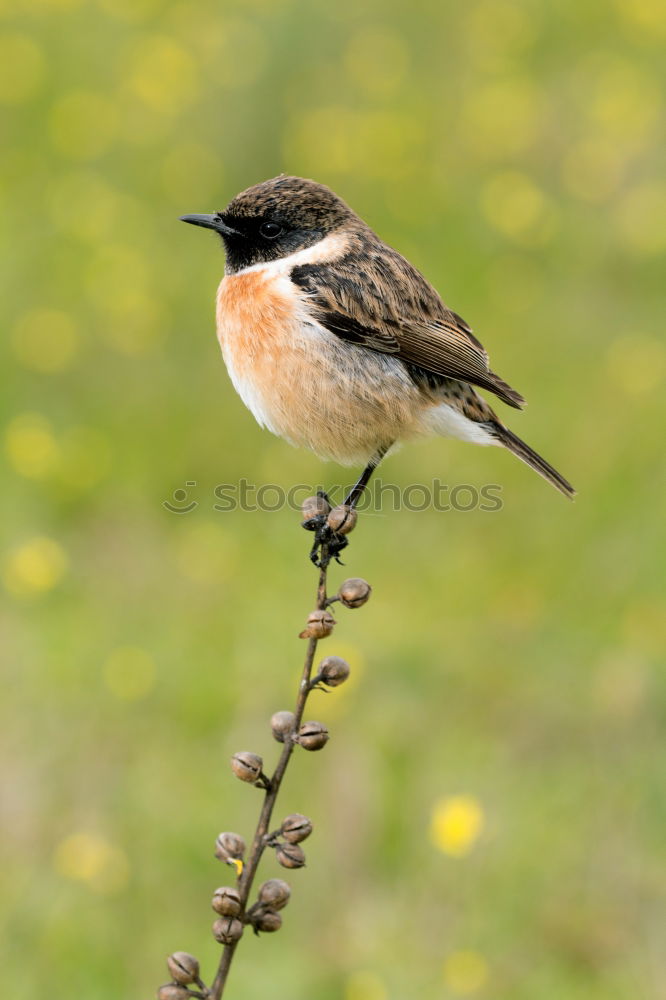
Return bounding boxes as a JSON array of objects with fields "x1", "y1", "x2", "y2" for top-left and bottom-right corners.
[
  {"x1": 343, "y1": 450, "x2": 386, "y2": 508},
  {"x1": 304, "y1": 447, "x2": 391, "y2": 568}
]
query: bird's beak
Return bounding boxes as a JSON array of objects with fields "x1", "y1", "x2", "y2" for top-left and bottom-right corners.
[{"x1": 179, "y1": 214, "x2": 239, "y2": 237}]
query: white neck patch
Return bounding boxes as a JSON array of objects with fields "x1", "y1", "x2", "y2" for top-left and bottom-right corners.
[{"x1": 226, "y1": 231, "x2": 350, "y2": 277}]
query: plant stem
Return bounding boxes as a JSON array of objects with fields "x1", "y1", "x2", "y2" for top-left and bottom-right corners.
[{"x1": 210, "y1": 545, "x2": 330, "y2": 999}]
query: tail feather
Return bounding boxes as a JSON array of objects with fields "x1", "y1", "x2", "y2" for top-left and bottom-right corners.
[{"x1": 488, "y1": 423, "x2": 576, "y2": 499}]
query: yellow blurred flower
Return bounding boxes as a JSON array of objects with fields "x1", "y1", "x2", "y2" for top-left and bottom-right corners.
[
  {"x1": 127, "y1": 35, "x2": 199, "y2": 114},
  {"x1": 103, "y1": 645, "x2": 156, "y2": 701},
  {"x1": 3, "y1": 536, "x2": 68, "y2": 598},
  {"x1": 49, "y1": 91, "x2": 119, "y2": 160},
  {"x1": 614, "y1": 181, "x2": 666, "y2": 256},
  {"x1": 443, "y1": 950, "x2": 489, "y2": 995},
  {"x1": 344, "y1": 27, "x2": 410, "y2": 99},
  {"x1": 5, "y1": 413, "x2": 59, "y2": 479},
  {"x1": 578, "y1": 53, "x2": 661, "y2": 149},
  {"x1": 53, "y1": 832, "x2": 130, "y2": 894},
  {"x1": 430, "y1": 795, "x2": 485, "y2": 857},
  {"x1": 615, "y1": 0, "x2": 666, "y2": 35},
  {"x1": 0, "y1": 32, "x2": 45, "y2": 105},
  {"x1": 480, "y1": 171, "x2": 554, "y2": 245},
  {"x1": 345, "y1": 970, "x2": 387, "y2": 1000},
  {"x1": 12, "y1": 308, "x2": 79, "y2": 373}
]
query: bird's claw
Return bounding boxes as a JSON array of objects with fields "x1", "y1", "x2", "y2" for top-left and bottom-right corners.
[{"x1": 302, "y1": 516, "x2": 348, "y2": 568}]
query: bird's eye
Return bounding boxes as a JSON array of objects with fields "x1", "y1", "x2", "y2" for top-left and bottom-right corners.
[{"x1": 259, "y1": 221, "x2": 283, "y2": 239}]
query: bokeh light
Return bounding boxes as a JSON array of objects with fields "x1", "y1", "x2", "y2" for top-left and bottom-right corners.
[
  {"x1": 429, "y1": 796, "x2": 485, "y2": 858},
  {"x1": 3, "y1": 535, "x2": 68, "y2": 598},
  {"x1": 443, "y1": 950, "x2": 489, "y2": 995},
  {"x1": 5, "y1": 413, "x2": 60, "y2": 479},
  {"x1": 53, "y1": 833, "x2": 130, "y2": 894}
]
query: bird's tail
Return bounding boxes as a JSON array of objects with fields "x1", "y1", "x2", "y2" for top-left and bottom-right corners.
[{"x1": 488, "y1": 423, "x2": 576, "y2": 499}]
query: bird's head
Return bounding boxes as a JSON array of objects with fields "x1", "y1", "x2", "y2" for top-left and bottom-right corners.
[{"x1": 180, "y1": 175, "x2": 358, "y2": 273}]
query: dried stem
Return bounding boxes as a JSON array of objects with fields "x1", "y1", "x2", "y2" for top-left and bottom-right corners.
[{"x1": 210, "y1": 544, "x2": 331, "y2": 1000}]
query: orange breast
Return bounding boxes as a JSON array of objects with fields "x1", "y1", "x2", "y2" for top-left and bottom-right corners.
[
  {"x1": 216, "y1": 270, "x2": 296, "y2": 378},
  {"x1": 214, "y1": 265, "x2": 429, "y2": 465}
]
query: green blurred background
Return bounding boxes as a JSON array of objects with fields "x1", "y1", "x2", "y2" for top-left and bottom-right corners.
[{"x1": 2, "y1": 0, "x2": 665, "y2": 997}]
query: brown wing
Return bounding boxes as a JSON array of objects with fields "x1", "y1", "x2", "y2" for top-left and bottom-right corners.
[{"x1": 290, "y1": 239, "x2": 525, "y2": 409}]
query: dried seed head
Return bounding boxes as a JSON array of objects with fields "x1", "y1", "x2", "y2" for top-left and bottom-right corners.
[
  {"x1": 299, "y1": 609, "x2": 336, "y2": 640},
  {"x1": 231, "y1": 751, "x2": 263, "y2": 784},
  {"x1": 276, "y1": 842, "x2": 306, "y2": 869},
  {"x1": 301, "y1": 494, "x2": 331, "y2": 524},
  {"x1": 327, "y1": 504, "x2": 357, "y2": 535},
  {"x1": 258, "y1": 878, "x2": 291, "y2": 910},
  {"x1": 157, "y1": 985, "x2": 191, "y2": 1000},
  {"x1": 338, "y1": 577, "x2": 372, "y2": 609},
  {"x1": 270, "y1": 710, "x2": 296, "y2": 743},
  {"x1": 212, "y1": 886, "x2": 241, "y2": 917},
  {"x1": 280, "y1": 813, "x2": 313, "y2": 844},
  {"x1": 166, "y1": 952, "x2": 199, "y2": 986},
  {"x1": 215, "y1": 831, "x2": 246, "y2": 863},
  {"x1": 212, "y1": 916, "x2": 244, "y2": 945},
  {"x1": 318, "y1": 655, "x2": 351, "y2": 687},
  {"x1": 297, "y1": 721, "x2": 329, "y2": 751},
  {"x1": 253, "y1": 909, "x2": 282, "y2": 933}
]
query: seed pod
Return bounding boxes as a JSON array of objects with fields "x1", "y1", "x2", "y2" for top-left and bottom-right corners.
[
  {"x1": 318, "y1": 655, "x2": 351, "y2": 687},
  {"x1": 270, "y1": 710, "x2": 295, "y2": 743},
  {"x1": 280, "y1": 813, "x2": 313, "y2": 844},
  {"x1": 212, "y1": 916, "x2": 244, "y2": 945},
  {"x1": 338, "y1": 577, "x2": 372, "y2": 609},
  {"x1": 297, "y1": 721, "x2": 329, "y2": 751},
  {"x1": 301, "y1": 494, "x2": 331, "y2": 524},
  {"x1": 299, "y1": 609, "x2": 336, "y2": 639},
  {"x1": 327, "y1": 504, "x2": 357, "y2": 535},
  {"x1": 253, "y1": 909, "x2": 282, "y2": 933},
  {"x1": 258, "y1": 878, "x2": 291, "y2": 910},
  {"x1": 215, "y1": 831, "x2": 246, "y2": 863},
  {"x1": 276, "y1": 842, "x2": 306, "y2": 869},
  {"x1": 231, "y1": 751, "x2": 263, "y2": 784},
  {"x1": 166, "y1": 952, "x2": 199, "y2": 986},
  {"x1": 212, "y1": 886, "x2": 241, "y2": 917},
  {"x1": 157, "y1": 985, "x2": 191, "y2": 1000}
]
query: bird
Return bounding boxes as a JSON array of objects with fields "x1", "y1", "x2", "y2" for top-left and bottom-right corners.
[{"x1": 180, "y1": 174, "x2": 575, "y2": 516}]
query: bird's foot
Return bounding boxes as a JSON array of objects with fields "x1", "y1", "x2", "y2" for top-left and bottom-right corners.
[{"x1": 301, "y1": 491, "x2": 349, "y2": 568}]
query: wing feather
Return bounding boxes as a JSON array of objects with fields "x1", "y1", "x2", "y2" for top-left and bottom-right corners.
[{"x1": 291, "y1": 240, "x2": 525, "y2": 409}]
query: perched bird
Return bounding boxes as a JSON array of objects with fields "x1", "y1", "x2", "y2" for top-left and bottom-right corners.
[{"x1": 181, "y1": 175, "x2": 574, "y2": 507}]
